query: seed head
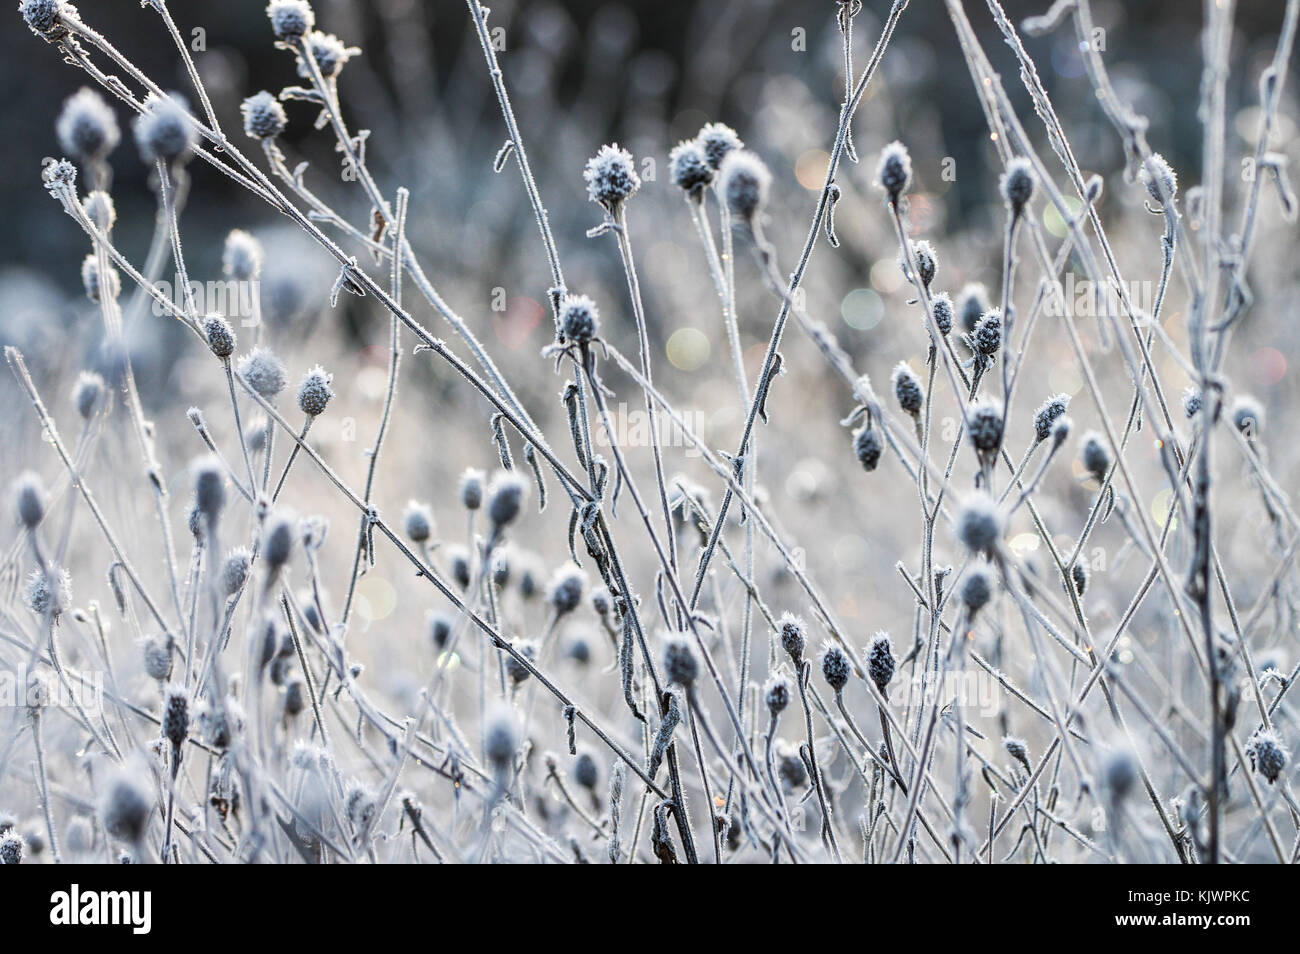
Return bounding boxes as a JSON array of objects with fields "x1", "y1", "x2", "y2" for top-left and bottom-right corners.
[
  {"x1": 24, "y1": 566, "x2": 71, "y2": 618},
  {"x1": 222, "y1": 229, "x2": 264, "y2": 280},
  {"x1": 99, "y1": 767, "x2": 153, "y2": 844},
  {"x1": 584, "y1": 143, "x2": 640, "y2": 209},
  {"x1": 20, "y1": 0, "x2": 71, "y2": 40},
  {"x1": 238, "y1": 347, "x2": 287, "y2": 399},
  {"x1": 505, "y1": 641, "x2": 538, "y2": 684},
  {"x1": 961, "y1": 568, "x2": 993, "y2": 614},
  {"x1": 1103, "y1": 747, "x2": 1138, "y2": 801},
  {"x1": 697, "y1": 122, "x2": 743, "y2": 170},
  {"x1": 854, "y1": 425, "x2": 883, "y2": 472},
  {"x1": 764, "y1": 675, "x2": 791, "y2": 716},
  {"x1": 296, "y1": 365, "x2": 333, "y2": 416},
  {"x1": 1033, "y1": 393, "x2": 1070, "y2": 443},
  {"x1": 1230, "y1": 396, "x2": 1264, "y2": 438},
  {"x1": 447, "y1": 545, "x2": 471, "y2": 589},
  {"x1": 240, "y1": 90, "x2": 287, "y2": 141},
  {"x1": 459, "y1": 468, "x2": 485, "y2": 511},
  {"x1": 80, "y1": 254, "x2": 119, "y2": 302},
  {"x1": 13, "y1": 472, "x2": 47, "y2": 530},
  {"x1": 819, "y1": 642, "x2": 851, "y2": 693},
  {"x1": 1140, "y1": 153, "x2": 1178, "y2": 206},
  {"x1": 662, "y1": 634, "x2": 699, "y2": 688},
  {"x1": 901, "y1": 240, "x2": 937, "y2": 290},
  {"x1": 966, "y1": 399, "x2": 1005, "y2": 455},
  {"x1": 133, "y1": 93, "x2": 196, "y2": 164},
  {"x1": 297, "y1": 31, "x2": 355, "y2": 79},
  {"x1": 1080, "y1": 431, "x2": 1111, "y2": 481},
  {"x1": 867, "y1": 633, "x2": 895, "y2": 694},
  {"x1": 956, "y1": 283, "x2": 990, "y2": 335},
  {"x1": 192, "y1": 456, "x2": 225, "y2": 529},
  {"x1": 162, "y1": 684, "x2": 189, "y2": 750},
  {"x1": 58, "y1": 87, "x2": 120, "y2": 162},
  {"x1": 875, "y1": 140, "x2": 912, "y2": 201},
  {"x1": 892, "y1": 362, "x2": 924, "y2": 417},
  {"x1": 778, "y1": 613, "x2": 806, "y2": 663},
  {"x1": 140, "y1": 634, "x2": 173, "y2": 681},
  {"x1": 344, "y1": 783, "x2": 376, "y2": 830},
  {"x1": 487, "y1": 470, "x2": 527, "y2": 531},
  {"x1": 1000, "y1": 157, "x2": 1036, "y2": 214},
  {"x1": 484, "y1": 704, "x2": 519, "y2": 774},
  {"x1": 427, "y1": 610, "x2": 452, "y2": 650},
  {"x1": 1070, "y1": 562, "x2": 1088, "y2": 597},
  {"x1": 970, "y1": 309, "x2": 1003, "y2": 358},
  {"x1": 559, "y1": 294, "x2": 599, "y2": 344},
  {"x1": 778, "y1": 745, "x2": 807, "y2": 791},
  {"x1": 669, "y1": 139, "x2": 713, "y2": 193},
  {"x1": 930, "y1": 292, "x2": 954, "y2": 337},
  {"x1": 262, "y1": 512, "x2": 295, "y2": 570},
  {"x1": 1003, "y1": 736, "x2": 1030, "y2": 770},
  {"x1": 573, "y1": 751, "x2": 599, "y2": 790},
  {"x1": 719, "y1": 149, "x2": 771, "y2": 221},
  {"x1": 83, "y1": 190, "x2": 115, "y2": 231},
  {"x1": 0, "y1": 832, "x2": 23, "y2": 865},
  {"x1": 403, "y1": 501, "x2": 433, "y2": 543},
  {"x1": 220, "y1": 547, "x2": 251, "y2": 596},
  {"x1": 1181, "y1": 386, "x2": 1202, "y2": 419},
  {"x1": 72, "y1": 371, "x2": 105, "y2": 420},
  {"x1": 198, "y1": 315, "x2": 235, "y2": 359},
  {"x1": 1247, "y1": 729, "x2": 1288, "y2": 784},
  {"x1": 957, "y1": 492, "x2": 1003, "y2": 554},
  {"x1": 267, "y1": 0, "x2": 314, "y2": 39},
  {"x1": 546, "y1": 563, "x2": 586, "y2": 616}
]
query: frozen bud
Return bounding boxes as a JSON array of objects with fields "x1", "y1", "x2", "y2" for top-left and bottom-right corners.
[
  {"x1": 1247, "y1": 729, "x2": 1288, "y2": 785},
  {"x1": 220, "y1": 547, "x2": 251, "y2": 597},
  {"x1": 559, "y1": 294, "x2": 599, "y2": 344},
  {"x1": 140, "y1": 634, "x2": 174, "y2": 681},
  {"x1": 1000, "y1": 157, "x2": 1036, "y2": 215},
  {"x1": 1003, "y1": 736, "x2": 1030, "y2": 770},
  {"x1": 403, "y1": 501, "x2": 433, "y2": 543},
  {"x1": 854, "y1": 425, "x2": 883, "y2": 472},
  {"x1": 966, "y1": 399, "x2": 1004, "y2": 455},
  {"x1": 0, "y1": 832, "x2": 24, "y2": 865},
  {"x1": 697, "y1": 122, "x2": 743, "y2": 171},
  {"x1": 133, "y1": 92, "x2": 196, "y2": 165},
  {"x1": 669, "y1": 139, "x2": 713, "y2": 194},
  {"x1": 222, "y1": 229, "x2": 264, "y2": 281},
  {"x1": 583, "y1": 143, "x2": 640, "y2": 209},
  {"x1": 1033, "y1": 393, "x2": 1070, "y2": 443},
  {"x1": 484, "y1": 704, "x2": 519, "y2": 774},
  {"x1": 957, "y1": 492, "x2": 1003, "y2": 554},
  {"x1": 1140, "y1": 153, "x2": 1178, "y2": 206},
  {"x1": 719, "y1": 149, "x2": 771, "y2": 222},
  {"x1": 957, "y1": 283, "x2": 990, "y2": 336},
  {"x1": 238, "y1": 347, "x2": 287, "y2": 399},
  {"x1": 546, "y1": 564, "x2": 587, "y2": 617},
  {"x1": 13, "y1": 472, "x2": 47, "y2": 530},
  {"x1": 296, "y1": 365, "x2": 333, "y2": 416},
  {"x1": 867, "y1": 633, "x2": 895, "y2": 694},
  {"x1": 83, "y1": 190, "x2": 116, "y2": 231},
  {"x1": 819, "y1": 643, "x2": 851, "y2": 693},
  {"x1": 662, "y1": 634, "x2": 699, "y2": 688},
  {"x1": 764, "y1": 676, "x2": 791, "y2": 717},
  {"x1": 24, "y1": 566, "x2": 71, "y2": 618},
  {"x1": 240, "y1": 90, "x2": 287, "y2": 141},
  {"x1": 192, "y1": 456, "x2": 226, "y2": 529},
  {"x1": 567, "y1": 635, "x2": 591, "y2": 665},
  {"x1": 80, "y1": 254, "x2": 119, "y2": 302},
  {"x1": 262, "y1": 512, "x2": 295, "y2": 570},
  {"x1": 297, "y1": 31, "x2": 355, "y2": 79},
  {"x1": 427, "y1": 610, "x2": 452, "y2": 651},
  {"x1": 892, "y1": 362, "x2": 924, "y2": 417},
  {"x1": 487, "y1": 471, "x2": 527, "y2": 531},
  {"x1": 961, "y1": 568, "x2": 993, "y2": 615},
  {"x1": 72, "y1": 371, "x2": 106, "y2": 420},
  {"x1": 1079, "y1": 431, "x2": 1111, "y2": 481},
  {"x1": 459, "y1": 468, "x2": 485, "y2": 511},
  {"x1": 58, "y1": 87, "x2": 120, "y2": 162},
  {"x1": 199, "y1": 316, "x2": 235, "y2": 361},
  {"x1": 1051, "y1": 416, "x2": 1072, "y2": 449},
  {"x1": 779, "y1": 613, "x2": 806, "y2": 663},
  {"x1": 970, "y1": 310, "x2": 1003, "y2": 358},
  {"x1": 574, "y1": 751, "x2": 599, "y2": 790},
  {"x1": 901, "y1": 240, "x2": 937, "y2": 290},
  {"x1": 266, "y1": 0, "x2": 314, "y2": 40},
  {"x1": 875, "y1": 140, "x2": 912, "y2": 201},
  {"x1": 447, "y1": 545, "x2": 471, "y2": 589},
  {"x1": 1230, "y1": 396, "x2": 1264, "y2": 438},
  {"x1": 162, "y1": 684, "x2": 189, "y2": 750},
  {"x1": 99, "y1": 767, "x2": 153, "y2": 844},
  {"x1": 283, "y1": 678, "x2": 306, "y2": 716},
  {"x1": 504, "y1": 641, "x2": 538, "y2": 684},
  {"x1": 930, "y1": 291, "x2": 954, "y2": 336}
]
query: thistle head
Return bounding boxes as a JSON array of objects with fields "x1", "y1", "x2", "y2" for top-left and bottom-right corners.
[
  {"x1": 819, "y1": 642, "x2": 851, "y2": 693},
  {"x1": 764, "y1": 675, "x2": 791, "y2": 717},
  {"x1": 297, "y1": 31, "x2": 356, "y2": 79},
  {"x1": 220, "y1": 547, "x2": 251, "y2": 597},
  {"x1": 484, "y1": 704, "x2": 519, "y2": 774},
  {"x1": 1079, "y1": 431, "x2": 1111, "y2": 481},
  {"x1": 719, "y1": 149, "x2": 771, "y2": 222},
  {"x1": 402, "y1": 501, "x2": 433, "y2": 543},
  {"x1": 1003, "y1": 736, "x2": 1030, "y2": 770},
  {"x1": 203, "y1": 315, "x2": 236, "y2": 359},
  {"x1": 459, "y1": 468, "x2": 485, "y2": 511},
  {"x1": 778, "y1": 613, "x2": 806, "y2": 663},
  {"x1": 662, "y1": 633, "x2": 699, "y2": 688},
  {"x1": 559, "y1": 294, "x2": 599, "y2": 344},
  {"x1": 133, "y1": 92, "x2": 196, "y2": 165},
  {"x1": 162, "y1": 684, "x2": 189, "y2": 750},
  {"x1": 966, "y1": 399, "x2": 1005, "y2": 456},
  {"x1": 296, "y1": 365, "x2": 333, "y2": 417},
  {"x1": 1247, "y1": 729, "x2": 1288, "y2": 784},
  {"x1": 504, "y1": 640, "x2": 538, "y2": 685},
  {"x1": 875, "y1": 140, "x2": 912, "y2": 202},
  {"x1": 72, "y1": 371, "x2": 106, "y2": 420},
  {"x1": 901, "y1": 240, "x2": 937, "y2": 290},
  {"x1": 696, "y1": 122, "x2": 743, "y2": 171},
  {"x1": 956, "y1": 283, "x2": 990, "y2": 335},
  {"x1": 1181, "y1": 386, "x2": 1202, "y2": 419},
  {"x1": 1000, "y1": 157, "x2": 1036, "y2": 215},
  {"x1": 427, "y1": 611, "x2": 452, "y2": 650},
  {"x1": 546, "y1": 563, "x2": 587, "y2": 617},
  {"x1": 669, "y1": 139, "x2": 713, "y2": 194},
  {"x1": 892, "y1": 362, "x2": 924, "y2": 418},
  {"x1": 1033, "y1": 393, "x2": 1070, "y2": 443},
  {"x1": 13, "y1": 472, "x2": 47, "y2": 530},
  {"x1": 237, "y1": 347, "x2": 287, "y2": 400},
  {"x1": 583, "y1": 143, "x2": 640, "y2": 210},
  {"x1": 240, "y1": 91, "x2": 287, "y2": 141},
  {"x1": 99, "y1": 766, "x2": 153, "y2": 845},
  {"x1": 192, "y1": 455, "x2": 225, "y2": 530},
  {"x1": 57, "y1": 87, "x2": 120, "y2": 163},
  {"x1": 1070, "y1": 562, "x2": 1088, "y2": 597},
  {"x1": 1230, "y1": 396, "x2": 1264, "y2": 439},
  {"x1": 267, "y1": 0, "x2": 314, "y2": 40},
  {"x1": 970, "y1": 309, "x2": 1003, "y2": 358},
  {"x1": 957, "y1": 492, "x2": 1003, "y2": 554},
  {"x1": 867, "y1": 633, "x2": 895, "y2": 694},
  {"x1": 222, "y1": 229, "x2": 264, "y2": 281},
  {"x1": 20, "y1": 0, "x2": 72, "y2": 42},
  {"x1": 1140, "y1": 153, "x2": 1178, "y2": 206},
  {"x1": 961, "y1": 567, "x2": 993, "y2": 615},
  {"x1": 930, "y1": 291, "x2": 954, "y2": 336},
  {"x1": 853, "y1": 425, "x2": 883, "y2": 472},
  {"x1": 262, "y1": 511, "x2": 296, "y2": 571},
  {"x1": 487, "y1": 470, "x2": 527, "y2": 532}
]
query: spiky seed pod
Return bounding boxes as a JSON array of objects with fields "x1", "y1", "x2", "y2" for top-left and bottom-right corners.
[
  {"x1": 867, "y1": 633, "x2": 895, "y2": 694},
  {"x1": 222, "y1": 230, "x2": 264, "y2": 280},
  {"x1": 892, "y1": 362, "x2": 923, "y2": 417},
  {"x1": 1231, "y1": 396, "x2": 1264, "y2": 438},
  {"x1": 584, "y1": 143, "x2": 640, "y2": 209},
  {"x1": 133, "y1": 93, "x2": 196, "y2": 164},
  {"x1": 266, "y1": 0, "x2": 314, "y2": 39},
  {"x1": 559, "y1": 294, "x2": 599, "y2": 344},
  {"x1": 820, "y1": 643, "x2": 851, "y2": 693},
  {"x1": 929, "y1": 291, "x2": 954, "y2": 337},
  {"x1": 1080, "y1": 431, "x2": 1111, "y2": 480},
  {"x1": 904, "y1": 240, "x2": 937, "y2": 290},
  {"x1": 72, "y1": 371, "x2": 106, "y2": 420},
  {"x1": 141, "y1": 635, "x2": 173, "y2": 681},
  {"x1": 1033, "y1": 393, "x2": 1070, "y2": 443},
  {"x1": 262, "y1": 512, "x2": 295, "y2": 571},
  {"x1": 662, "y1": 634, "x2": 699, "y2": 688},
  {"x1": 1000, "y1": 157, "x2": 1036, "y2": 215},
  {"x1": 719, "y1": 150, "x2": 771, "y2": 222},
  {"x1": 958, "y1": 493, "x2": 1003, "y2": 554},
  {"x1": 779, "y1": 613, "x2": 806, "y2": 663},
  {"x1": 24, "y1": 566, "x2": 71, "y2": 618},
  {"x1": 192, "y1": 456, "x2": 225, "y2": 529},
  {"x1": 297, "y1": 31, "x2": 354, "y2": 79},
  {"x1": 162, "y1": 685, "x2": 189, "y2": 750},
  {"x1": 1248, "y1": 730, "x2": 1288, "y2": 784},
  {"x1": 484, "y1": 704, "x2": 519, "y2": 773},
  {"x1": 0, "y1": 832, "x2": 24, "y2": 864},
  {"x1": 1003, "y1": 736, "x2": 1030, "y2": 770},
  {"x1": 220, "y1": 548, "x2": 251, "y2": 597},
  {"x1": 505, "y1": 641, "x2": 538, "y2": 685},
  {"x1": 854, "y1": 425, "x2": 883, "y2": 471},
  {"x1": 875, "y1": 140, "x2": 912, "y2": 201},
  {"x1": 13, "y1": 472, "x2": 47, "y2": 530},
  {"x1": 427, "y1": 610, "x2": 452, "y2": 650},
  {"x1": 961, "y1": 568, "x2": 993, "y2": 615},
  {"x1": 669, "y1": 140, "x2": 713, "y2": 193},
  {"x1": 459, "y1": 468, "x2": 485, "y2": 511},
  {"x1": 240, "y1": 90, "x2": 287, "y2": 141},
  {"x1": 1182, "y1": 386, "x2": 1202, "y2": 418},
  {"x1": 547, "y1": 564, "x2": 586, "y2": 617},
  {"x1": 956, "y1": 283, "x2": 990, "y2": 336},
  {"x1": 58, "y1": 88, "x2": 120, "y2": 163},
  {"x1": 764, "y1": 676, "x2": 791, "y2": 716},
  {"x1": 966, "y1": 399, "x2": 1005, "y2": 455},
  {"x1": 574, "y1": 751, "x2": 599, "y2": 790},
  {"x1": 296, "y1": 365, "x2": 332, "y2": 416},
  {"x1": 20, "y1": 0, "x2": 71, "y2": 41},
  {"x1": 83, "y1": 190, "x2": 116, "y2": 231},
  {"x1": 971, "y1": 310, "x2": 1003, "y2": 358},
  {"x1": 1070, "y1": 562, "x2": 1088, "y2": 596},
  {"x1": 1140, "y1": 153, "x2": 1178, "y2": 206},
  {"x1": 487, "y1": 471, "x2": 527, "y2": 531},
  {"x1": 697, "y1": 122, "x2": 743, "y2": 170},
  {"x1": 237, "y1": 347, "x2": 287, "y2": 399},
  {"x1": 99, "y1": 769, "x2": 152, "y2": 844},
  {"x1": 198, "y1": 315, "x2": 234, "y2": 359}
]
